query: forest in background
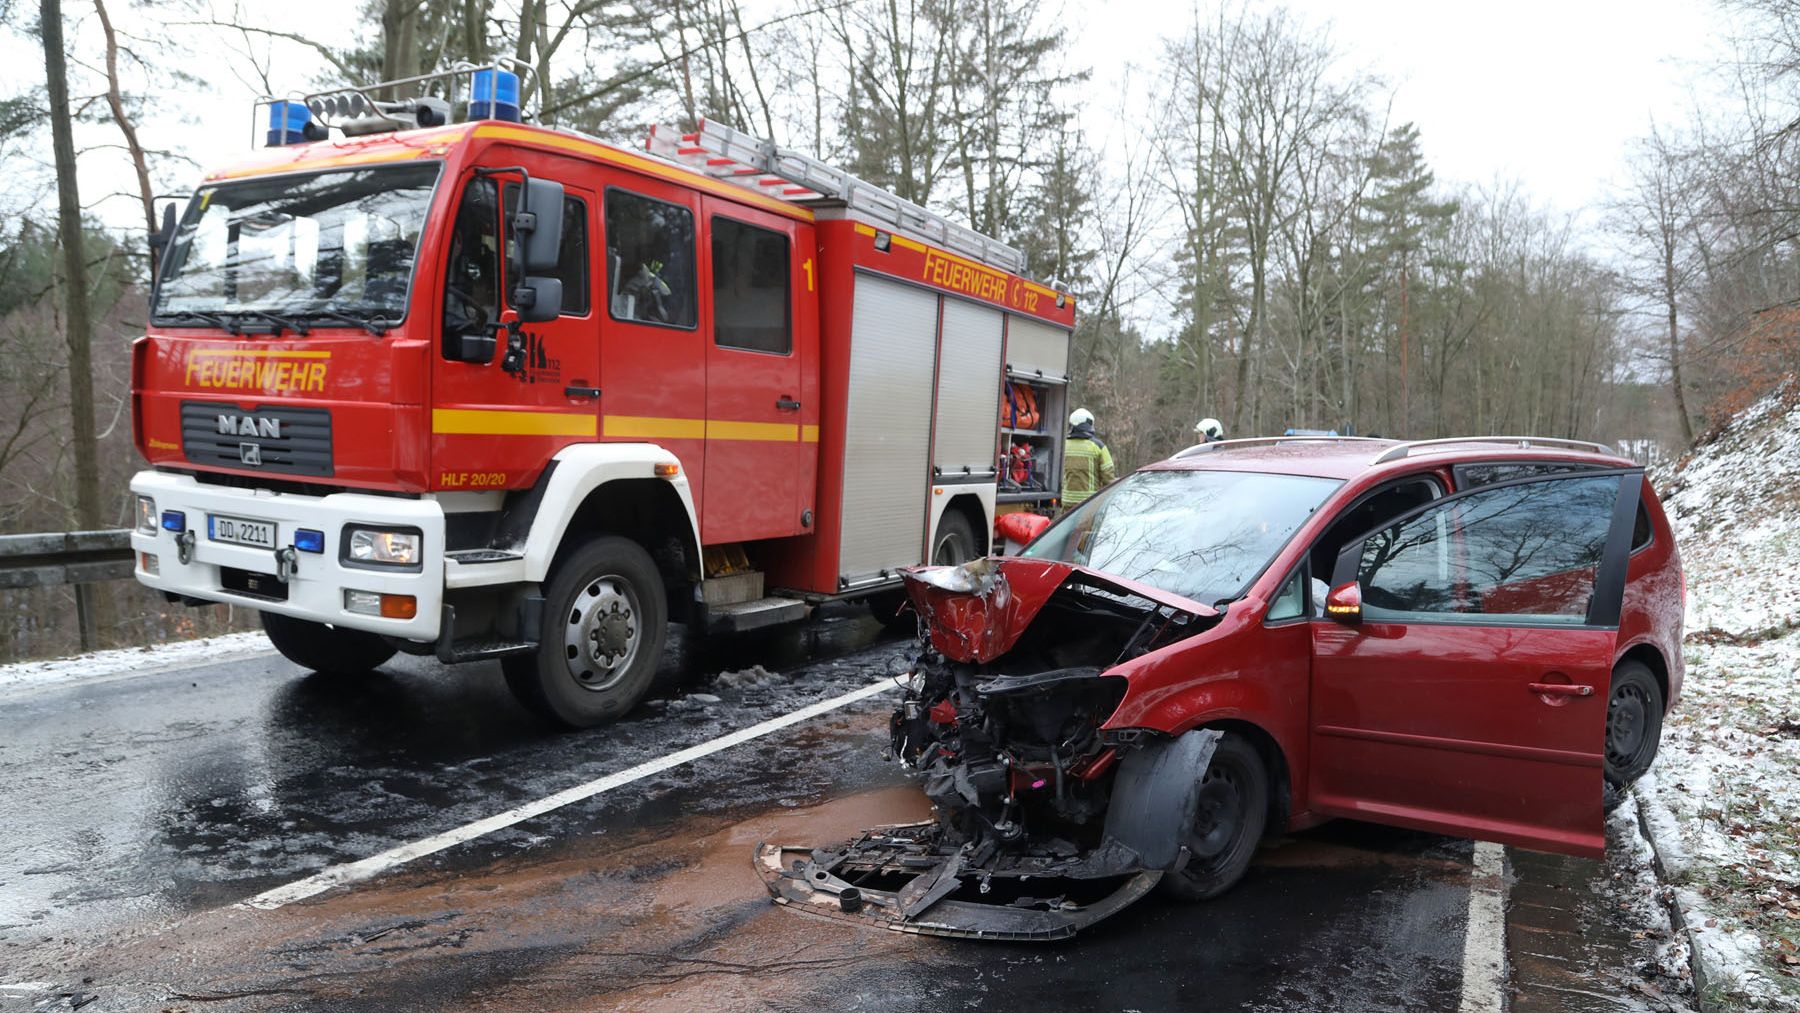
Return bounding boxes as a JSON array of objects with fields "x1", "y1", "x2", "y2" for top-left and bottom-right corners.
[{"x1": 0, "y1": 0, "x2": 1797, "y2": 656}]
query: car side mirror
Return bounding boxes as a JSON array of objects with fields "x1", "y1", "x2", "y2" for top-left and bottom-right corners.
[
  {"x1": 515, "y1": 178, "x2": 565, "y2": 274},
  {"x1": 513, "y1": 276, "x2": 563, "y2": 323},
  {"x1": 1324, "y1": 581, "x2": 1362, "y2": 624}
]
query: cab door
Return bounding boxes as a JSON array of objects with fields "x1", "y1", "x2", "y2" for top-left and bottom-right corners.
[
  {"x1": 1308, "y1": 469, "x2": 1642, "y2": 857},
  {"x1": 697, "y1": 199, "x2": 810, "y2": 543},
  {"x1": 430, "y1": 164, "x2": 600, "y2": 491}
]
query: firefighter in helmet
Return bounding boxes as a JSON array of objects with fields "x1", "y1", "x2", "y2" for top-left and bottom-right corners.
[
  {"x1": 1062, "y1": 408, "x2": 1116, "y2": 510},
  {"x1": 1194, "y1": 417, "x2": 1225, "y2": 443}
]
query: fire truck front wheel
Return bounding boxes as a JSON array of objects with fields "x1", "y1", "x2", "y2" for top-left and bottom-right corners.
[
  {"x1": 503, "y1": 536, "x2": 667, "y2": 728},
  {"x1": 260, "y1": 612, "x2": 397, "y2": 676}
]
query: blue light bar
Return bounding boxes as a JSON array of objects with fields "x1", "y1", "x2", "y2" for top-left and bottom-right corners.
[
  {"x1": 294, "y1": 528, "x2": 325, "y2": 554},
  {"x1": 468, "y1": 69, "x2": 521, "y2": 123},
  {"x1": 161, "y1": 510, "x2": 186, "y2": 532},
  {"x1": 266, "y1": 100, "x2": 311, "y2": 147}
]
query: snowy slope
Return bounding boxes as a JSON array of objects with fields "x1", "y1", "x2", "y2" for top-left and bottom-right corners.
[{"x1": 1643, "y1": 377, "x2": 1800, "y2": 1010}]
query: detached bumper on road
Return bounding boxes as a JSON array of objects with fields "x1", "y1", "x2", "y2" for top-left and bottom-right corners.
[{"x1": 129, "y1": 471, "x2": 446, "y2": 641}]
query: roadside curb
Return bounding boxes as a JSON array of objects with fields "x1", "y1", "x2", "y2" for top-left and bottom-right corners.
[{"x1": 1632, "y1": 788, "x2": 1716, "y2": 1012}]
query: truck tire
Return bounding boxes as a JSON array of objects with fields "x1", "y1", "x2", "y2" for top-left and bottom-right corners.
[
  {"x1": 1158, "y1": 733, "x2": 1269, "y2": 902},
  {"x1": 260, "y1": 611, "x2": 396, "y2": 676},
  {"x1": 930, "y1": 510, "x2": 979, "y2": 566},
  {"x1": 504, "y1": 535, "x2": 666, "y2": 728}
]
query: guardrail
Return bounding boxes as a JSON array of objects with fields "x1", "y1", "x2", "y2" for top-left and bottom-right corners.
[{"x1": 0, "y1": 529, "x2": 135, "y2": 649}]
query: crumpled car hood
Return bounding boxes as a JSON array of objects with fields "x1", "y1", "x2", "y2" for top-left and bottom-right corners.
[{"x1": 901, "y1": 556, "x2": 1216, "y2": 663}]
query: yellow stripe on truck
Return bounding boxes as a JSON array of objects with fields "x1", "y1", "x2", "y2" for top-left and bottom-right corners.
[
  {"x1": 603, "y1": 415, "x2": 707, "y2": 440},
  {"x1": 432, "y1": 408, "x2": 597, "y2": 437}
]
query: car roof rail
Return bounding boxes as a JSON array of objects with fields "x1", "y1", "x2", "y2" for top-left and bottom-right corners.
[
  {"x1": 1172, "y1": 435, "x2": 1385, "y2": 460},
  {"x1": 1370, "y1": 436, "x2": 1615, "y2": 465}
]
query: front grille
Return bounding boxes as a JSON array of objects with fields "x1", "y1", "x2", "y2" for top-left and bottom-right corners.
[{"x1": 181, "y1": 401, "x2": 333, "y2": 477}]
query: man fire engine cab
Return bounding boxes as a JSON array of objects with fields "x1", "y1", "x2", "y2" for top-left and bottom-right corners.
[{"x1": 129, "y1": 62, "x2": 1076, "y2": 727}]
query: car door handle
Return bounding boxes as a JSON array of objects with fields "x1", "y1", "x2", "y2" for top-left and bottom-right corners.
[
  {"x1": 564, "y1": 386, "x2": 601, "y2": 399},
  {"x1": 1527, "y1": 682, "x2": 1594, "y2": 697},
  {"x1": 776, "y1": 398, "x2": 801, "y2": 411}
]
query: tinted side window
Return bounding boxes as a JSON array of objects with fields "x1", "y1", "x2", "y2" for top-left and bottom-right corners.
[
  {"x1": 605, "y1": 188, "x2": 696, "y2": 328},
  {"x1": 1632, "y1": 501, "x2": 1653, "y2": 552},
  {"x1": 1357, "y1": 475, "x2": 1621, "y2": 624},
  {"x1": 506, "y1": 186, "x2": 591, "y2": 317},
  {"x1": 711, "y1": 217, "x2": 791, "y2": 353},
  {"x1": 1455, "y1": 462, "x2": 1602, "y2": 488},
  {"x1": 442, "y1": 178, "x2": 500, "y2": 356}
]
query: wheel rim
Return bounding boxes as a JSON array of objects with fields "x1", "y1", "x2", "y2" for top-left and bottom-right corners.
[
  {"x1": 562, "y1": 575, "x2": 641, "y2": 693},
  {"x1": 1188, "y1": 762, "x2": 1246, "y2": 862},
  {"x1": 933, "y1": 529, "x2": 969, "y2": 566},
  {"x1": 1606, "y1": 682, "x2": 1653, "y2": 771}
]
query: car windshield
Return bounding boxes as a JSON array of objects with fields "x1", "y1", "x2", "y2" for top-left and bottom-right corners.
[
  {"x1": 153, "y1": 162, "x2": 442, "y2": 327},
  {"x1": 1022, "y1": 469, "x2": 1342, "y2": 604}
]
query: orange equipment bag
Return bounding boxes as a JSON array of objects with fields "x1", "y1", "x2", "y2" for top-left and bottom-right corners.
[
  {"x1": 1003, "y1": 382, "x2": 1040, "y2": 430},
  {"x1": 995, "y1": 511, "x2": 1052, "y2": 546}
]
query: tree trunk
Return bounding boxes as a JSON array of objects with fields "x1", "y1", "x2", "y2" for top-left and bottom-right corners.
[
  {"x1": 94, "y1": 0, "x2": 158, "y2": 277},
  {"x1": 41, "y1": 0, "x2": 105, "y2": 534},
  {"x1": 1665, "y1": 263, "x2": 1695, "y2": 446}
]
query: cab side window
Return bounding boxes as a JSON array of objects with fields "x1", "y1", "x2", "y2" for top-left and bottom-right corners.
[
  {"x1": 606, "y1": 188, "x2": 696, "y2": 328},
  {"x1": 502, "y1": 186, "x2": 590, "y2": 316},
  {"x1": 711, "y1": 217, "x2": 791, "y2": 353},
  {"x1": 442, "y1": 178, "x2": 500, "y2": 355}
]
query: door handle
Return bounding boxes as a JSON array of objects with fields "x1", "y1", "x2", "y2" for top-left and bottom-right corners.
[
  {"x1": 776, "y1": 398, "x2": 801, "y2": 411},
  {"x1": 565, "y1": 386, "x2": 602, "y2": 399},
  {"x1": 1527, "y1": 682, "x2": 1594, "y2": 697}
]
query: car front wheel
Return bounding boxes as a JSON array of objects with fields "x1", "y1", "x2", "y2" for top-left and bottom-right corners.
[{"x1": 1158, "y1": 732, "x2": 1269, "y2": 901}]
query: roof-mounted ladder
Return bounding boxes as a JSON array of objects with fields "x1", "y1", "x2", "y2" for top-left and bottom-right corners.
[{"x1": 645, "y1": 118, "x2": 1028, "y2": 275}]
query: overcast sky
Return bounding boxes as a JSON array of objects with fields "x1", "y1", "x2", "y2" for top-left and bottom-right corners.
[{"x1": 1, "y1": 0, "x2": 1739, "y2": 236}]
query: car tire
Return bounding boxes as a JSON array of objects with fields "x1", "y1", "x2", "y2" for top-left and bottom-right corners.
[
  {"x1": 865, "y1": 589, "x2": 917, "y2": 633},
  {"x1": 1158, "y1": 732, "x2": 1270, "y2": 902},
  {"x1": 261, "y1": 611, "x2": 396, "y2": 676},
  {"x1": 1604, "y1": 659, "x2": 1665, "y2": 789},
  {"x1": 503, "y1": 536, "x2": 666, "y2": 729}
]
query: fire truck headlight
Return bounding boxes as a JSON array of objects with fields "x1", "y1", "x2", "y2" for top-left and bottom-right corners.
[
  {"x1": 136, "y1": 496, "x2": 158, "y2": 534},
  {"x1": 344, "y1": 527, "x2": 422, "y2": 567}
]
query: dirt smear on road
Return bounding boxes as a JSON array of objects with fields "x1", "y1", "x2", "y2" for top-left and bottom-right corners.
[{"x1": 59, "y1": 783, "x2": 950, "y2": 1011}]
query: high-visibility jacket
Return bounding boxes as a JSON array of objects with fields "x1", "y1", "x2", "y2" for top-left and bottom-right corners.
[{"x1": 1062, "y1": 437, "x2": 1116, "y2": 508}]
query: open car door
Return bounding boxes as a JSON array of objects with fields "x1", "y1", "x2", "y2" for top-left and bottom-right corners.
[{"x1": 1308, "y1": 469, "x2": 1643, "y2": 857}]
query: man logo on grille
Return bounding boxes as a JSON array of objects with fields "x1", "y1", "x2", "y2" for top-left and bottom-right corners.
[{"x1": 239, "y1": 442, "x2": 263, "y2": 466}]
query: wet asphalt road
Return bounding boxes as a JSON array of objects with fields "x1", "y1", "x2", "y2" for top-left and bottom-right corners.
[{"x1": 0, "y1": 607, "x2": 1690, "y2": 1012}]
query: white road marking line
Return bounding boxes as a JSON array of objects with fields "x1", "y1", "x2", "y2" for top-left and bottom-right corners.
[
  {"x1": 1459, "y1": 841, "x2": 1508, "y2": 1013},
  {"x1": 240, "y1": 678, "x2": 901, "y2": 911}
]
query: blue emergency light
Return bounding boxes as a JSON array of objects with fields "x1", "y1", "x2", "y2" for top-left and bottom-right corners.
[
  {"x1": 293, "y1": 528, "x2": 325, "y2": 553},
  {"x1": 468, "y1": 68, "x2": 521, "y2": 123},
  {"x1": 265, "y1": 100, "x2": 311, "y2": 147}
]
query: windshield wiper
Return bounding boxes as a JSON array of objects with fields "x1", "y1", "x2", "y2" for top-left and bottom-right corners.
[
  {"x1": 236, "y1": 310, "x2": 311, "y2": 336},
  {"x1": 295, "y1": 308, "x2": 391, "y2": 337},
  {"x1": 158, "y1": 310, "x2": 241, "y2": 334}
]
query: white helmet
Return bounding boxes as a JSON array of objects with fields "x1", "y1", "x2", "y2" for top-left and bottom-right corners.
[
  {"x1": 1069, "y1": 408, "x2": 1095, "y2": 428},
  {"x1": 1195, "y1": 417, "x2": 1224, "y2": 441}
]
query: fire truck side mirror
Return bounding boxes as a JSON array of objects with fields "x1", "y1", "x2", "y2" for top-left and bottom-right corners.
[
  {"x1": 148, "y1": 202, "x2": 177, "y2": 252},
  {"x1": 515, "y1": 178, "x2": 565, "y2": 274},
  {"x1": 513, "y1": 277, "x2": 563, "y2": 323}
]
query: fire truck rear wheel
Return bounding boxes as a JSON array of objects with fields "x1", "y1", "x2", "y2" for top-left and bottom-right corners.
[
  {"x1": 504, "y1": 536, "x2": 666, "y2": 728},
  {"x1": 260, "y1": 611, "x2": 397, "y2": 676}
]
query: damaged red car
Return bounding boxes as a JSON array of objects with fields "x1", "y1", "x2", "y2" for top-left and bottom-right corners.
[{"x1": 759, "y1": 436, "x2": 1684, "y2": 940}]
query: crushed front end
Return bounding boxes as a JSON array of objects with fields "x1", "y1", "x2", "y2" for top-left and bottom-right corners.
[{"x1": 757, "y1": 558, "x2": 1222, "y2": 940}]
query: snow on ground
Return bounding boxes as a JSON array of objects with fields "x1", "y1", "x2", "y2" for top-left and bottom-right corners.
[
  {"x1": 0, "y1": 631, "x2": 274, "y2": 699},
  {"x1": 1641, "y1": 377, "x2": 1800, "y2": 1010}
]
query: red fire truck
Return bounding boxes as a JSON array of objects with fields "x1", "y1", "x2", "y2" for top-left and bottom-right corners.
[{"x1": 130, "y1": 65, "x2": 1075, "y2": 726}]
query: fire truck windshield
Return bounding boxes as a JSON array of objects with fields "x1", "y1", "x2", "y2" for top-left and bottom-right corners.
[{"x1": 153, "y1": 162, "x2": 442, "y2": 332}]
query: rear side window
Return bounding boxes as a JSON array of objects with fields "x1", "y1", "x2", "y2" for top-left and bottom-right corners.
[
  {"x1": 711, "y1": 217, "x2": 791, "y2": 353},
  {"x1": 605, "y1": 187, "x2": 697, "y2": 328},
  {"x1": 1355, "y1": 475, "x2": 1621, "y2": 624},
  {"x1": 1632, "y1": 501, "x2": 1653, "y2": 551}
]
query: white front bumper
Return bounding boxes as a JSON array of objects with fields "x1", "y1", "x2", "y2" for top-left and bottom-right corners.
[{"x1": 129, "y1": 471, "x2": 446, "y2": 640}]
